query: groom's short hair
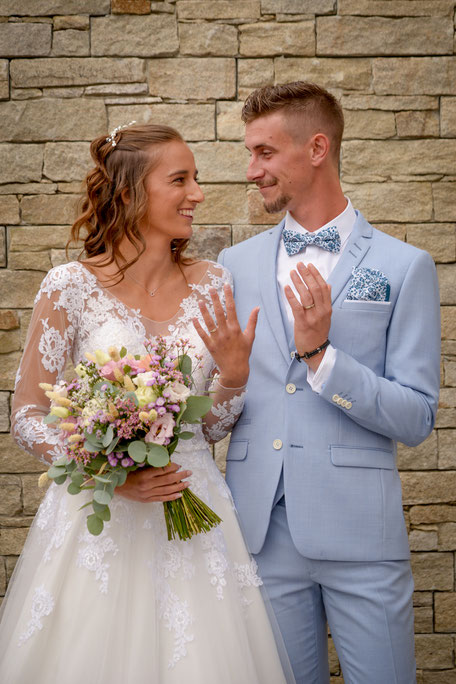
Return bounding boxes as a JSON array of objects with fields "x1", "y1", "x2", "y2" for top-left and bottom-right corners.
[{"x1": 242, "y1": 81, "x2": 344, "y2": 162}]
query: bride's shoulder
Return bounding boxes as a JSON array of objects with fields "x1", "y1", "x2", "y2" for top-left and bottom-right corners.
[
  {"x1": 187, "y1": 259, "x2": 232, "y2": 287},
  {"x1": 37, "y1": 261, "x2": 96, "y2": 298}
]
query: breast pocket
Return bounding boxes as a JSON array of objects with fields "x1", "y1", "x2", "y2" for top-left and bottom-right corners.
[{"x1": 340, "y1": 300, "x2": 393, "y2": 314}]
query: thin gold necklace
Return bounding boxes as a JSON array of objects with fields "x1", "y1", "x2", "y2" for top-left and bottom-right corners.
[{"x1": 125, "y1": 268, "x2": 177, "y2": 297}]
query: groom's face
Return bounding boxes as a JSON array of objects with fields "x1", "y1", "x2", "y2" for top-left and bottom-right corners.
[{"x1": 244, "y1": 111, "x2": 313, "y2": 215}]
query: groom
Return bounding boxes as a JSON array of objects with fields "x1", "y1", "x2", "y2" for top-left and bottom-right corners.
[{"x1": 218, "y1": 82, "x2": 441, "y2": 683}]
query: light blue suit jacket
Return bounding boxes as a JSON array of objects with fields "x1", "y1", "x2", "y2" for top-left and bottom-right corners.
[{"x1": 219, "y1": 211, "x2": 440, "y2": 561}]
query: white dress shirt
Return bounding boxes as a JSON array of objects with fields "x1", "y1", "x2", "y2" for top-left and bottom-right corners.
[{"x1": 276, "y1": 197, "x2": 357, "y2": 392}]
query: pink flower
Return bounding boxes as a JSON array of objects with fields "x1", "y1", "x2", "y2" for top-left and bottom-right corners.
[
  {"x1": 145, "y1": 413, "x2": 175, "y2": 445},
  {"x1": 99, "y1": 360, "x2": 122, "y2": 381}
]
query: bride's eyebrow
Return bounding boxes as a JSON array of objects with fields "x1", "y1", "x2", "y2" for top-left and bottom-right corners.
[{"x1": 168, "y1": 169, "x2": 189, "y2": 177}]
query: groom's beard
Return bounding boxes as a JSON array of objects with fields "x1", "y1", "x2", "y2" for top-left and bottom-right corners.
[{"x1": 263, "y1": 193, "x2": 291, "y2": 214}]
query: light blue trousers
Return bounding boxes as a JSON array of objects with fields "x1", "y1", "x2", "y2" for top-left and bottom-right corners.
[{"x1": 253, "y1": 500, "x2": 416, "y2": 684}]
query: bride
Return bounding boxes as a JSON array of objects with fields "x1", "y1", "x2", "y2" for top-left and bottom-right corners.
[{"x1": 0, "y1": 123, "x2": 294, "y2": 683}]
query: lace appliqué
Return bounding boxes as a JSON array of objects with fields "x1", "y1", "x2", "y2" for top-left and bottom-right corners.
[
  {"x1": 18, "y1": 585, "x2": 54, "y2": 646},
  {"x1": 77, "y1": 531, "x2": 119, "y2": 594},
  {"x1": 158, "y1": 582, "x2": 194, "y2": 669},
  {"x1": 204, "y1": 391, "x2": 246, "y2": 443},
  {"x1": 12, "y1": 405, "x2": 61, "y2": 466},
  {"x1": 36, "y1": 487, "x2": 72, "y2": 562},
  {"x1": 38, "y1": 318, "x2": 72, "y2": 374}
]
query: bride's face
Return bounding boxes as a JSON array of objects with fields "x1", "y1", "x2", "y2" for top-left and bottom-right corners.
[{"x1": 140, "y1": 140, "x2": 204, "y2": 241}]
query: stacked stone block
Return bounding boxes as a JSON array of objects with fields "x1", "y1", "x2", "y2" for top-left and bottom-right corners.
[{"x1": 0, "y1": 1, "x2": 455, "y2": 680}]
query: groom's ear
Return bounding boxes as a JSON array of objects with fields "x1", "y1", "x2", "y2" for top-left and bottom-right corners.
[{"x1": 309, "y1": 133, "x2": 330, "y2": 167}]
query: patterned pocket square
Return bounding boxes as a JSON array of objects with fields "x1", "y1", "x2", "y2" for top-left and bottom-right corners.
[{"x1": 346, "y1": 267, "x2": 390, "y2": 302}]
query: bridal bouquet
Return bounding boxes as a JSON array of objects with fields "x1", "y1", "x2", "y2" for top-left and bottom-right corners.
[{"x1": 39, "y1": 337, "x2": 221, "y2": 540}]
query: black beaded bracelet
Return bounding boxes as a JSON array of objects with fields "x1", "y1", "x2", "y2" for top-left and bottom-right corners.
[{"x1": 292, "y1": 339, "x2": 330, "y2": 362}]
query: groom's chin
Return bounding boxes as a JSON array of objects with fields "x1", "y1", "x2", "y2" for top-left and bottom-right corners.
[{"x1": 263, "y1": 195, "x2": 290, "y2": 214}]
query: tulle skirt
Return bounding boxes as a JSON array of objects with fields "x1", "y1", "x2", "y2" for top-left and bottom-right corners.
[{"x1": 0, "y1": 446, "x2": 294, "y2": 684}]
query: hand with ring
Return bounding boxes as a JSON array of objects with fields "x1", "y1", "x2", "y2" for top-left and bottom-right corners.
[
  {"x1": 284, "y1": 262, "x2": 332, "y2": 371},
  {"x1": 193, "y1": 284, "x2": 259, "y2": 388}
]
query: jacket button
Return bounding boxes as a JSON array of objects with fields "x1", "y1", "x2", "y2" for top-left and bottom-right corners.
[
  {"x1": 346, "y1": 401, "x2": 352, "y2": 409},
  {"x1": 332, "y1": 394, "x2": 340, "y2": 402},
  {"x1": 286, "y1": 383, "x2": 296, "y2": 394},
  {"x1": 337, "y1": 397, "x2": 344, "y2": 406},
  {"x1": 341, "y1": 399, "x2": 348, "y2": 408},
  {"x1": 273, "y1": 439, "x2": 283, "y2": 450}
]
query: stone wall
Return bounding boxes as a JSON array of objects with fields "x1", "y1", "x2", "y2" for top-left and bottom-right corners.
[{"x1": 0, "y1": 1, "x2": 455, "y2": 681}]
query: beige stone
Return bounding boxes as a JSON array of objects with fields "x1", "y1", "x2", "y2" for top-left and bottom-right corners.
[
  {"x1": 433, "y1": 184, "x2": 456, "y2": 222},
  {"x1": 193, "y1": 184, "x2": 248, "y2": 223},
  {"x1": 52, "y1": 29, "x2": 90, "y2": 57},
  {"x1": 0, "y1": 558, "x2": 5, "y2": 596},
  {"x1": 0, "y1": 1, "x2": 110, "y2": 14},
  {"x1": 413, "y1": 592, "x2": 433, "y2": 608},
  {"x1": 107, "y1": 104, "x2": 215, "y2": 141},
  {"x1": 374, "y1": 224, "x2": 406, "y2": 241},
  {"x1": 0, "y1": 329, "x2": 21, "y2": 353},
  {"x1": 21, "y1": 195, "x2": 78, "y2": 225},
  {"x1": 441, "y1": 98, "x2": 456, "y2": 137},
  {"x1": 51, "y1": 248, "x2": 80, "y2": 268},
  {"x1": 86, "y1": 83, "x2": 148, "y2": 96},
  {"x1": 92, "y1": 15, "x2": 178, "y2": 57},
  {"x1": 179, "y1": 22, "x2": 238, "y2": 57},
  {"x1": 415, "y1": 635, "x2": 454, "y2": 670},
  {"x1": 411, "y1": 552, "x2": 454, "y2": 590},
  {"x1": 441, "y1": 307, "x2": 456, "y2": 340},
  {"x1": 8, "y1": 252, "x2": 52, "y2": 271},
  {"x1": 187, "y1": 225, "x2": 231, "y2": 261},
  {"x1": 435, "y1": 407, "x2": 456, "y2": 429},
  {"x1": 176, "y1": 1, "x2": 261, "y2": 20},
  {"x1": 0, "y1": 196, "x2": 19, "y2": 225},
  {"x1": 9, "y1": 226, "x2": 72, "y2": 252},
  {"x1": 437, "y1": 266, "x2": 456, "y2": 306},
  {"x1": 318, "y1": 16, "x2": 453, "y2": 56},
  {"x1": 397, "y1": 431, "x2": 437, "y2": 470},
  {"x1": 189, "y1": 142, "x2": 249, "y2": 182},
  {"x1": 11, "y1": 57, "x2": 145, "y2": 88},
  {"x1": 0, "y1": 227, "x2": 4, "y2": 267},
  {"x1": 0, "y1": 99, "x2": 107, "y2": 142},
  {"x1": 0, "y1": 184, "x2": 56, "y2": 196},
  {"x1": 0, "y1": 271, "x2": 45, "y2": 308},
  {"x1": 435, "y1": 592, "x2": 456, "y2": 632},
  {"x1": 238, "y1": 58, "x2": 274, "y2": 89},
  {"x1": 262, "y1": 0, "x2": 335, "y2": 13},
  {"x1": 275, "y1": 56, "x2": 372, "y2": 91},
  {"x1": 401, "y1": 472, "x2": 456, "y2": 505},
  {"x1": 373, "y1": 57, "x2": 456, "y2": 96},
  {"x1": 0, "y1": 22, "x2": 51, "y2": 58},
  {"x1": 396, "y1": 110, "x2": 439, "y2": 138},
  {"x1": 44, "y1": 143, "x2": 91, "y2": 182},
  {"x1": 53, "y1": 16, "x2": 90, "y2": 30},
  {"x1": 343, "y1": 109, "x2": 396, "y2": 139},
  {"x1": 0, "y1": 527, "x2": 29, "y2": 555},
  {"x1": 0, "y1": 310, "x2": 19, "y2": 330},
  {"x1": 438, "y1": 523, "x2": 456, "y2": 550},
  {"x1": 0, "y1": 60, "x2": 8, "y2": 100},
  {"x1": 338, "y1": 0, "x2": 455, "y2": 16},
  {"x1": 22, "y1": 474, "x2": 47, "y2": 515},
  {"x1": 0, "y1": 434, "x2": 46, "y2": 474},
  {"x1": 341, "y1": 94, "x2": 439, "y2": 111},
  {"x1": 112, "y1": 0, "x2": 150, "y2": 12},
  {"x1": 342, "y1": 140, "x2": 456, "y2": 179},
  {"x1": 421, "y1": 671, "x2": 456, "y2": 684},
  {"x1": 217, "y1": 101, "x2": 245, "y2": 141},
  {"x1": 410, "y1": 505, "x2": 456, "y2": 525},
  {"x1": 342, "y1": 182, "x2": 432, "y2": 222},
  {"x1": 444, "y1": 363, "x2": 456, "y2": 387},
  {"x1": 408, "y1": 529, "x2": 438, "y2": 552},
  {"x1": 0, "y1": 144, "x2": 43, "y2": 184},
  {"x1": 240, "y1": 21, "x2": 315, "y2": 57},
  {"x1": 0, "y1": 351, "x2": 21, "y2": 390},
  {"x1": 0, "y1": 392, "x2": 7, "y2": 431},
  {"x1": 407, "y1": 224, "x2": 455, "y2": 264},
  {"x1": 248, "y1": 188, "x2": 285, "y2": 225},
  {"x1": 232, "y1": 224, "x2": 271, "y2": 244},
  {"x1": 148, "y1": 58, "x2": 235, "y2": 99},
  {"x1": 438, "y1": 389, "x2": 456, "y2": 410},
  {"x1": 19, "y1": 310, "x2": 33, "y2": 349},
  {"x1": 0, "y1": 475, "x2": 21, "y2": 515},
  {"x1": 413, "y1": 605, "x2": 433, "y2": 633}
]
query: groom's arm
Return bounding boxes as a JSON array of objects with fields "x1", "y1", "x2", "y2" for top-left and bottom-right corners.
[{"x1": 318, "y1": 249, "x2": 440, "y2": 447}]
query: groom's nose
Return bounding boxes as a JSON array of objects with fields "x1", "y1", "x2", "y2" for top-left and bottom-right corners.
[{"x1": 246, "y1": 155, "x2": 264, "y2": 182}]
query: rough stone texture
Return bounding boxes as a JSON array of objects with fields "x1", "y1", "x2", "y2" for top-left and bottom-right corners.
[
  {"x1": 373, "y1": 58, "x2": 456, "y2": 96},
  {"x1": 111, "y1": 0, "x2": 151, "y2": 13},
  {"x1": 341, "y1": 94, "x2": 439, "y2": 111},
  {"x1": 176, "y1": 1, "x2": 261, "y2": 21},
  {"x1": 441, "y1": 98, "x2": 456, "y2": 137},
  {"x1": 189, "y1": 142, "x2": 250, "y2": 182},
  {"x1": 0, "y1": 393, "x2": 10, "y2": 431},
  {"x1": 0, "y1": 144, "x2": 43, "y2": 184},
  {"x1": 407, "y1": 225, "x2": 455, "y2": 264},
  {"x1": 43, "y1": 142, "x2": 91, "y2": 182},
  {"x1": 411, "y1": 553, "x2": 454, "y2": 591},
  {"x1": 437, "y1": 265, "x2": 456, "y2": 306},
  {"x1": 22, "y1": 474, "x2": 46, "y2": 515},
  {"x1": 415, "y1": 635, "x2": 454, "y2": 670},
  {"x1": 338, "y1": 1, "x2": 455, "y2": 16},
  {"x1": 397, "y1": 432, "x2": 437, "y2": 471},
  {"x1": 148, "y1": 58, "x2": 235, "y2": 100},
  {"x1": 53, "y1": 16, "x2": 90, "y2": 31},
  {"x1": 240, "y1": 21, "x2": 315, "y2": 57},
  {"x1": 193, "y1": 185, "x2": 248, "y2": 224},
  {"x1": 262, "y1": 0, "x2": 335, "y2": 13},
  {"x1": 217, "y1": 101, "x2": 245, "y2": 140},
  {"x1": 107, "y1": 104, "x2": 215, "y2": 141},
  {"x1": 317, "y1": 16, "x2": 453, "y2": 56},
  {"x1": 0, "y1": 475, "x2": 21, "y2": 515},
  {"x1": 238, "y1": 59, "x2": 274, "y2": 90},
  {"x1": 275, "y1": 56, "x2": 372, "y2": 91},
  {"x1": 0, "y1": 99, "x2": 107, "y2": 142},
  {"x1": 0, "y1": 1, "x2": 110, "y2": 14},
  {"x1": 0, "y1": 310, "x2": 19, "y2": 330},
  {"x1": 0, "y1": 22, "x2": 51, "y2": 58},
  {"x1": 343, "y1": 109, "x2": 396, "y2": 139},
  {"x1": 433, "y1": 184, "x2": 456, "y2": 222},
  {"x1": 21, "y1": 195, "x2": 79, "y2": 225},
  {"x1": 92, "y1": 15, "x2": 178, "y2": 57},
  {"x1": 396, "y1": 111, "x2": 440, "y2": 138},
  {"x1": 52, "y1": 29, "x2": 90, "y2": 57},
  {"x1": 11, "y1": 58, "x2": 145, "y2": 88},
  {"x1": 434, "y1": 593, "x2": 456, "y2": 632},
  {"x1": 0, "y1": 60, "x2": 8, "y2": 100},
  {"x1": 401, "y1": 472, "x2": 456, "y2": 505},
  {"x1": 179, "y1": 22, "x2": 238, "y2": 57},
  {"x1": 187, "y1": 225, "x2": 231, "y2": 262},
  {"x1": 0, "y1": 196, "x2": 19, "y2": 225},
  {"x1": 341, "y1": 182, "x2": 432, "y2": 222}
]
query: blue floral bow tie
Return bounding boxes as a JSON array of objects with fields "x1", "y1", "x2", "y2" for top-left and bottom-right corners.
[{"x1": 282, "y1": 226, "x2": 341, "y2": 256}]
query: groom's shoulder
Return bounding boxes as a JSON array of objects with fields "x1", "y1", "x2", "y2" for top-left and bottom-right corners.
[{"x1": 360, "y1": 212, "x2": 430, "y2": 264}]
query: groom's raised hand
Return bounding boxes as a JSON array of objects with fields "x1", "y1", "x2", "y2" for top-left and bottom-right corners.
[{"x1": 285, "y1": 262, "x2": 332, "y2": 371}]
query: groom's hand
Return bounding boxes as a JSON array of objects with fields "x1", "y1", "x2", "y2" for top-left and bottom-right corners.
[{"x1": 285, "y1": 262, "x2": 332, "y2": 371}]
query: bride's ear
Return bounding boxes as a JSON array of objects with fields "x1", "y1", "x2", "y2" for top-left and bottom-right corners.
[{"x1": 121, "y1": 188, "x2": 130, "y2": 205}]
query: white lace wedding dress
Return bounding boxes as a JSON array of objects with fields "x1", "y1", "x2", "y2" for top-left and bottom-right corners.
[{"x1": 0, "y1": 261, "x2": 294, "y2": 684}]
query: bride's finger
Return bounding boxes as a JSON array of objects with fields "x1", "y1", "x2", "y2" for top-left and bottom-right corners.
[
  {"x1": 192, "y1": 316, "x2": 212, "y2": 345},
  {"x1": 223, "y1": 285, "x2": 238, "y2": 326},
  {"x1": 198, "y1": 300, "x2": 217, "y2": 335},
  {"x1": 243, "y1": 306, "x2": 260, "y2": 345},
  {"x1": 209, "y1": 288, "x2": 228, "y2": 329}
]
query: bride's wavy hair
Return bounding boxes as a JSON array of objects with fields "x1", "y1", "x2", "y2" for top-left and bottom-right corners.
[{"x1": 68, "y1": 123, "x2": 191, "y2": 280}]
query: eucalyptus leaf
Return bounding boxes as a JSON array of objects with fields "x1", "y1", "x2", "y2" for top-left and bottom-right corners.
[
  {"x1": 125, "y1": 391, "x2": 139, "y2": 407},
  {"x1": 105, "y1": 436, "x2": 120, "y2": 455},
  {"x1": 93, "y1": 474, "x2": 113, "y2": 485},
  {"x1": 115, "y1": 469, "x2": 127, "y2": 487},
  {"x1": 146, "y1": 444, "x2": 170, "y2": 468},
  {"x1": 48, "y1": 465, "x2": 66, "y2": 479},
  {"x1": 93, "y1": 379, "x2": 114, "y2": 393},
  {"x1": 179, "y1": 354, "x2": 192, "y2": 378},
  {"x1": 67, "y1": 482, "x2": 81, "y2": 495},
  {"x1": 71, "y1": 471, "x2": 85, "y2": 487},
  {"x1": 53, "y1": 474, "x2": 68, "y2": 485},
  {"x1": 54, "y1": 456, "x2": 70, "y2": 467},
  {"x1": 83, "y1": 440, "x2": 101, "y2": 453},
  {"x1": 179, "y1": 431, "x2": 194, "y2": 440},
  {"x1": 181, "y1": 395, "x2": 213, "y2": 423},
  {"x1": 43, "y1": 413, "x2": 59, "y2": 424},
  {"x1": 84, "y1": 430, "x2": 103, "y2": 447},
  {"x1": 102, "y1": 426, "x2": 114, "y2": 448},
  {"x1": 93, "y1": 489, "x2": 112, "y2": 506},
  {"x1": 92, "y1": 500, "x2": 109, "y2": 514},
  {"x1": 87, "y1": 514, "x2": 104, "y2": 536},
  {"x1": 128, "y1": 440, "x2": 147, "y2": 463},
  {"x1": 66, "y1": 459, "x2": 77, "y2": 472},
  {"x1": 168, "y1": 438, "x2": 178, "y2": 456},
  {"x1": 94, "y1": 506, "x2": 111, "y2": 522}
]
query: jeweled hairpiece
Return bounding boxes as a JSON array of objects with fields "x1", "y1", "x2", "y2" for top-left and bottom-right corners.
[{"x1": 106, "y1": 120, "x2": 137, "y2": 147}]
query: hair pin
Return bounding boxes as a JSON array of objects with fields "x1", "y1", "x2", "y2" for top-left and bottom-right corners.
[{"x1": 106, "y1": 120, "x2": 137, "y2": 147}]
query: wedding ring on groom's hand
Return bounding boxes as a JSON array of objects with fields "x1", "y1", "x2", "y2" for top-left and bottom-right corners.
[{"x1": 304, "y1": 303, "x2": 315, "y2": 310}]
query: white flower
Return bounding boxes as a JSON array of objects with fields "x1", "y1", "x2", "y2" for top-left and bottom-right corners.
[
  {"x1": 133, "y1": 371, "x2": 155, "y2": 387},
  {"x1": 166, "y1": 381, "x2": 191, "y2": 403}
]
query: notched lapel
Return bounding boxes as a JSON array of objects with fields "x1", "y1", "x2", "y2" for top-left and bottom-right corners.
[
  {"x1": 257, "y1": 221, "x2": 291, "y2": 365},
  {"x1": 328, "y1": 211, "x2": 373, "y2": 304}
]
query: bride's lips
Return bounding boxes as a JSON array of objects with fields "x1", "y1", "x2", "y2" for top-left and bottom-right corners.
[{"x1": 177, "y1": 208, "x2": 194, "y2": 219}]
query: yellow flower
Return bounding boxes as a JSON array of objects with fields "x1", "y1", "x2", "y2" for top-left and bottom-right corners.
[
  {"x1": 113, "y1": 367, "x2": 124, "y2": 382},
  {"x1": 50, "y1": 406, "x2": 70, "y2": 419},
  {"x1": 85, "y1": 352, "x2": 96, "y2": 363},
  {"x1": 56, "y1": 397, "x2": 72, "y2": 407},
  {"x1": 139, "y1": 411, "x2": 150, "y2": 422},
  {"x1": 68, "y1": 434, "x2": 83, "y2": 443},
  {"x1": 38, "y1": 472, "x2": 50, "y2": 488},
  {"x1": 134, "y1": 386, "x2": 157, "y2": 408},
  {"x1": 75, "y1": 363, "x2": 88, "y2": 378},
  {"x1": 108, "y1": 346, "x2": 120, "y2": 361},
  {"x1": 124, "y1": 375, "x2": 136, "y2": 392},
  {"x1": 148, "y1": 409, "x2": 158, "y2": 422},
  {"x1": 95, "y1": 349, "x2": 111, "y2": 366},
  {"x1": 39, "y1": 382, "x2": 54, "y2": 391},
  {"x1": 108, "y1": 402, "x2": 119, "y2": 419},
  {"x1": 60, "y1": 422, "x2": 76, "y2": 432}
]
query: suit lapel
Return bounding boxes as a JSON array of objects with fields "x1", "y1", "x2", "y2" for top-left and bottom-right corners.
[
  {"x1": 328, "y1": 211, "x2": 373, "y2": 304},
  {"x1": 257, "y1": 220, "x2": 291, "y2": 365}
]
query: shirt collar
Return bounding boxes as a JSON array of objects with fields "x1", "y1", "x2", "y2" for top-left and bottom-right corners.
[{"x1": 284, "y1": 197, "x2": 356, "y2": 249}]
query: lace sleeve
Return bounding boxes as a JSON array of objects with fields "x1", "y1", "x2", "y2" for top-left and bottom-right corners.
[{"x1": 11, "y1": 266, "x2": 79, "y2": 465}]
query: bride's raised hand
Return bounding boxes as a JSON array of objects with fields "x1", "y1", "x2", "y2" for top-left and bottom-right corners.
[{"x1": 192, "y1": 284, "x2": 259, "y2": 388}]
